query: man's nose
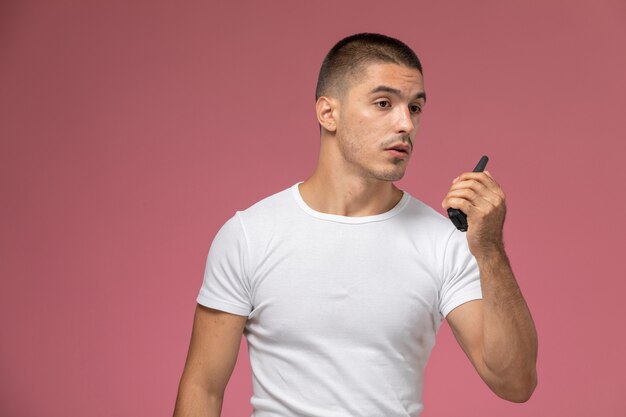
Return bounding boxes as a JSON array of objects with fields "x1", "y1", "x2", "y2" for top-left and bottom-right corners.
[{"x1": 395, "y1": 107, "x2": 416, "y2": 134}]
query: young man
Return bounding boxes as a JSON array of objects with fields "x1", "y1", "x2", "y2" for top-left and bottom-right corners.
[{"x1": 173, "y1": 33, "x2": 538, "y2": 417}]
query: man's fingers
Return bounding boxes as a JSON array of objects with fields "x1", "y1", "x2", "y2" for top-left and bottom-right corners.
[
  {"x1": 443, "y1": 196, "x2": 484, "y2": 215},
  {"x1": 442, "y1": 191, "x2": 495, "y2": 212},
  {"x1": 446, "y1": 179, "x2": 502, "y2": 207},
  {"x1": 453, "y1": 172, "x2": 504, "y2": 199}
]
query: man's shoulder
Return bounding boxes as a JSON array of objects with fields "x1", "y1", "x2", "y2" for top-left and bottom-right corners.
[
  {"x1": 402, "y1": 192, "x2": 455, "y2": 232},
  {"x1": 233, "y1": 183, "x2": 298, "y2": 226},
  {"x1": 242, "y1": 184, "x2": 295, "y2": 213}
]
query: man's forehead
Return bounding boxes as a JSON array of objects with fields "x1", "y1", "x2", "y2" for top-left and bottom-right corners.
[
  {"x1": 367, "y1": 85, "x2": 427, "y2": 102},
  {"x1": 352, "y1": 62, "x2": 425, "y2": 98},
  {"x1": 361, "y1": 63, "x2": 423, "y2": 87}
]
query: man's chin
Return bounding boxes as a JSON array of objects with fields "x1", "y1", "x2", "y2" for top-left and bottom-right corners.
[{"x1": 374, "y1": 169, "x2": 406, "y2": 182}]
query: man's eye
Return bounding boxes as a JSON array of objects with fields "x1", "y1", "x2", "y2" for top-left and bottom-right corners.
[
  {"x1": 376, "y1": 101, "x2": 391, "y2": 108},
  {"x1": 410, "y1": 104, "x2": 422, "y2": 114}
]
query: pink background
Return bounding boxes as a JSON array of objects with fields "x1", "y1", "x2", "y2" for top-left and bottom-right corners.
[{"x1": 1, "y1": 1, "x2": 625, "y2": 416}]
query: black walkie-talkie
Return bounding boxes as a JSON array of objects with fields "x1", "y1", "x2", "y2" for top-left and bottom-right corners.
[{"x1": 447, "y1": 155, "x2": 489, "y2": 232}]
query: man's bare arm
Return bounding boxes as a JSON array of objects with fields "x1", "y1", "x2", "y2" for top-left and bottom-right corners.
[
  {"x1": 446, "y1": 251, "x2": 537, "y2": 402},
  {"x1": 442, "y1": 170, "x2": 538, "y2": 402},
  {"x1": 173, "y1": 304, "x2": 248, "y2": 417}
]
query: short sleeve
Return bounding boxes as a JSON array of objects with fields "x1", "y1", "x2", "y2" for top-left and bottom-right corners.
[
  {"x1": 439, "y1": 228, "x2": 482, "y2": 318},
  {"x1": 197, "y1": 213, "x2": 253, "y2": 316}
]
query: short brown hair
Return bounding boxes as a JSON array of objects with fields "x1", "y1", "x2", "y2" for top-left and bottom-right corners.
[{"x1": 315, "y1": 33, "x2": 423, "y2": 100}]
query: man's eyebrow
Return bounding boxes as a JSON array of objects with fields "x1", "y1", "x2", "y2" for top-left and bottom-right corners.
[{"x1": 368, "y1": 85, "x2": 427, "y2": 102}]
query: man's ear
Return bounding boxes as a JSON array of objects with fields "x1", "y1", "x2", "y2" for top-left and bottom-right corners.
[{"x1": 316, "y1": 96, "x2": 338, "y2": 133}]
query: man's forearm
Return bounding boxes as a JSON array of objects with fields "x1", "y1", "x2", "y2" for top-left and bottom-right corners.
[
  {"x1": 476, "y1": 248, "x2": 538, "y2": 401},
  {"x1": 173, "y1": 381, "x2": 223, "y2": 417}
]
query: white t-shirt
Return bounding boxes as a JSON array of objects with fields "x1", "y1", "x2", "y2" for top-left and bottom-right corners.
[{"x1": 197, "y1": 182, "x2": 482, "y2": 417}]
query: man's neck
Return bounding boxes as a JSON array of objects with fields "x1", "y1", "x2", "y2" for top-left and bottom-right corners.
[{"x1": 298, "y1": 171, "x2": 403, "y2": 217}]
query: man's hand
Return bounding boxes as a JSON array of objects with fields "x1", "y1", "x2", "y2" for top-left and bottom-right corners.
[{"x1": 441, "y1": 170, "x2": 507, "y2": 258}]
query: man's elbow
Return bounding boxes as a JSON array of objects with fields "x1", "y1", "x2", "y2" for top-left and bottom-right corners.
[{"x1": 494, "y1": 370, "x2": 538, "y2": 403}]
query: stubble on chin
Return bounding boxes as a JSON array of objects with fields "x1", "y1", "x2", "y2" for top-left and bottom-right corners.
[
  {"x1": 374, "y1": 170, "x2": 405, "y2": 182},
  {"x1": 371, "y1": 159, "x2": 408, "y2": 182}
]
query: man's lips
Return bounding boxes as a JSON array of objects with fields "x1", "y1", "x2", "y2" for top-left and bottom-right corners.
[{"x1": 384, "y1": 143, "x2": 411, "y2": 154}]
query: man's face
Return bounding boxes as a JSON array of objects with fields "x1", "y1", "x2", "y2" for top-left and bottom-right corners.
[{"x1": 333, "y1": 62, "x2": 425, "y2": 182}]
